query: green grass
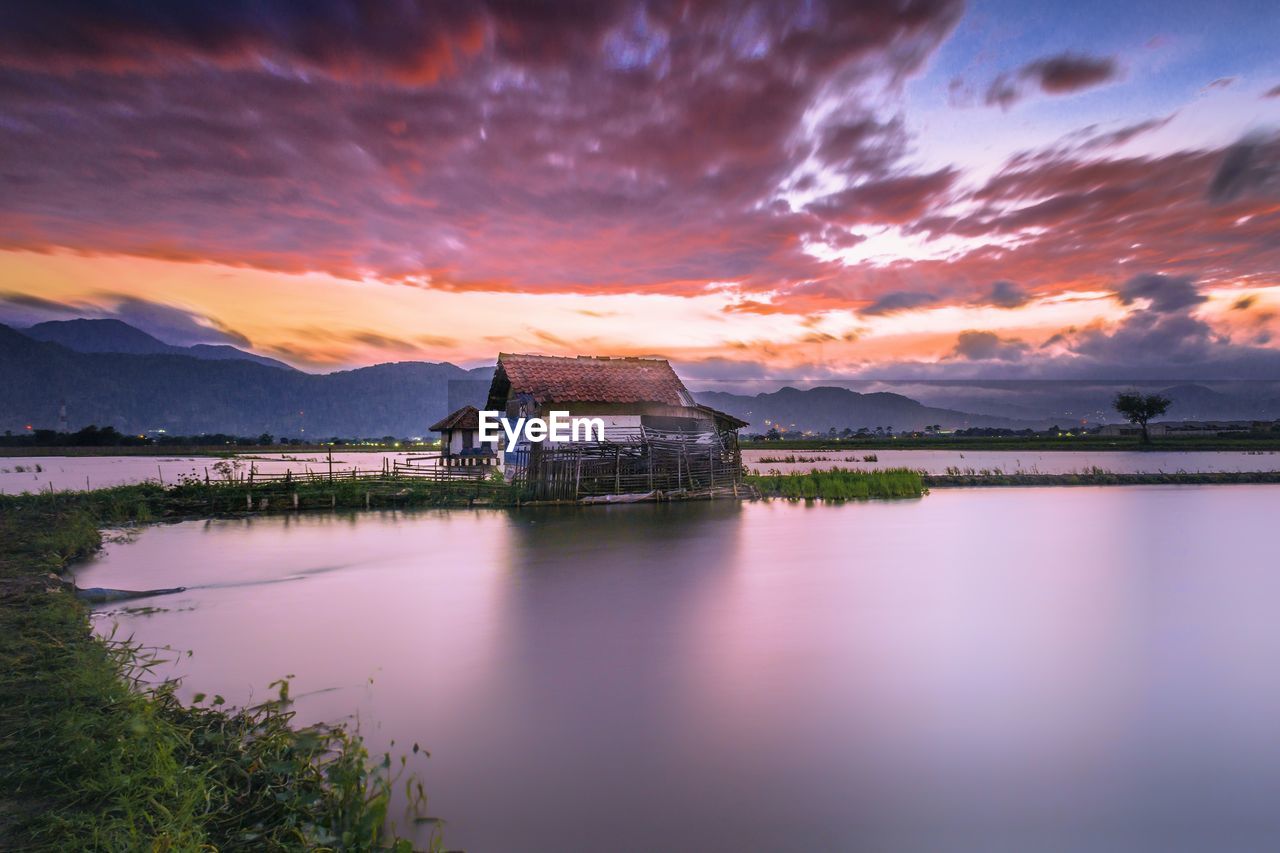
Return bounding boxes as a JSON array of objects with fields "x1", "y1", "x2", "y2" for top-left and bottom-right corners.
[
  {"x1": 922, "y1": 469, "x2": 1280, "y2": 487},
  {"x1": 746, "y1": 467, "x2": 925, "y2": 500},
  {"x1": 0, "y1": 491, "x2": 439, "y2": 850}
]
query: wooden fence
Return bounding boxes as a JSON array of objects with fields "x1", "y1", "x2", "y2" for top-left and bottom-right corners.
[{"x1": 508, "y1": 427, "x2": 743, "y2": 501}]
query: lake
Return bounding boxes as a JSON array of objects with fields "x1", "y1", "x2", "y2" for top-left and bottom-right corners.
[
  {"x1": 75, "y1": 487, "x2": 1280, "y2": 852},
  {"x1": 741, "y1": 447, "x2": 1280, "y2": 475},
  {"x1": 0, "y1": 450, "x2": 422, "y2": 494},
  {"x1": 5, "y1": 448, "x2": 1280, "y2": 494}
]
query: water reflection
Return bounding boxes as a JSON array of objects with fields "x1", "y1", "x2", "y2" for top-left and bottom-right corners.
[{"x1": 76, "y1": 488, "x2": 1280, "y2": 852}]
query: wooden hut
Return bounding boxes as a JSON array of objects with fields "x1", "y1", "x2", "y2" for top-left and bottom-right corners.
[
  {"x1": 485, "y1": 353, "x2": 747, "y2": 500},
  {"x1": 429, "y1": 405, "x2": 496, "y2": 471}
]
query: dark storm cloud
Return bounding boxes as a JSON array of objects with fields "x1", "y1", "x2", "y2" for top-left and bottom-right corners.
[
  {"x1": 0, "y1": 0, "x2": 964, "y2": 295},
  {"x1": 975, "y1": 281, "x2": 1028, "y2": 309},
  {"x1": 983, "y1": 53, "x2": 1119, "y2": 109},
  {"x1": 846, "y1": 274, "x2": 1280, "y2": 380},
  {"x1": 0, "y1": 1, "x2": 492, "y2": 82},
  {"x1": 1115, "y1": 273, "x2": 1205, "y2": 313},
  {"x1": 1014, "y1": 273, "x2": 1280, "y2": 377},
  {"x1": 1207, "y1": 132, "x2": 1280, "y2": 203},
  {"x1": 949, "y1": 330, "x2": 1028, "y2": 361},
  {"x1": 814, "y1": 115, "x2": 908, "y2": 175},
  {"x1": 860, "y1": 290, "x2": 940, "y2": 316},
  {"x1": 806, "y1": 168, "x2": 959, "y2": 225},
  {"x1": 903, "y1": 131, "x2": 1280, "y2": 300},
  {"x1": 1079, "y1": 114, "x2": 1176, "y2": 150}
]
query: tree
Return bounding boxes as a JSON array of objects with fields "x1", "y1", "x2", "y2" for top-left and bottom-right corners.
[{"x1": 1112, "y1": 391, "x2": 1171, "y2": 444}]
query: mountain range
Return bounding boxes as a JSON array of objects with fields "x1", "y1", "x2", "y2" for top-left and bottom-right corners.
[
  {"x1": 3, "y1": 319, "x2": 1277, "y2": 437},
  {"x1": 698, "y1": 387, "x2": 1033, "y2": 433},
  {"x1": 22, "y1": 318, "x2": 294, "y2": 370},
  {"x1": 1, "y1": 322, "x2": 488, "y2": 437}
]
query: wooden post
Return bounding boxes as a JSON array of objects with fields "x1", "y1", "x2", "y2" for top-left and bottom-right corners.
[
  {"x1": 293, "y1": 492, "x2": 299, "y2": 510},
  {"x1": 365, "y1": 491, "x2": 371, "y2": 509},
  {"x1": 328, "y1": 448, "x2": 333, "y2": 482},
  {"x1": 574, "y1": 450, "x2": 582, "y2": 500},
  {"x1": 614, "y1": 445, "x2": 621, "y2": 494},
  {"x1": 246, "y1": 493, "x2": 252, "y2": 510}
]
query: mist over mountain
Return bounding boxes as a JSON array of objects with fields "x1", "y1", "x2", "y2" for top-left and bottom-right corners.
[
  {"x1": 5, "y1": 320, "x2": 1278, "y2": 438},
  {"x1": 22, "y1": 318, "x2": 294, "y2": 370},
  {"x1": 830, "y1": 379, "x2": 1280, "y2": 424},
  {"x1": 697, "y1": 387, "x2": 1038, "y2": 433},
  {"x1": 1, "y1": 323, "x2": 487, "y2": 437}
]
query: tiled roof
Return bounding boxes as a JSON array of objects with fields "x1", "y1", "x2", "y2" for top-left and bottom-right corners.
[
  {"x1": 492, "y1": 353, "x2": 695, "y2": 406},
  {"x1": 429, "y1": 405, "x2": 481, "y2": 431},
  {"x1": 695, "y1": 404, "x2": 750, "y2": 429}
]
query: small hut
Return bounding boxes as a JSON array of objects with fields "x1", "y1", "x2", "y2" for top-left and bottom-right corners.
[
  {"x1": 485, "y1": 353, "x2": 748, "y2": 500},
  {"x1": 429, "y1": 405, "x2": 495, "y2": 469}
]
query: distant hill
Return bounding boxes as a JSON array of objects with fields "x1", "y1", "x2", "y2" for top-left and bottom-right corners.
[
  {"x1": 22, "y1": 319, "x2": 294, "y2": 371},
  {"x1": 697, "y1": 386, "x2": 1038, "y2": 433},
  {"x1": 0, "y1": 323, "x2": 489, "y2": 437},
  {"x1": 851, "y1": 380, "x2": 1280, "y2": 424}
]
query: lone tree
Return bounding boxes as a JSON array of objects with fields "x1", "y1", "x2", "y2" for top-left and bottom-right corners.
[{"x1": 1112, "y1": 391, "x2": 1171, "y2": 444}]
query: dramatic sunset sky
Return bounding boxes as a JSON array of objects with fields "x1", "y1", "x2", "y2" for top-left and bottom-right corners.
[{"x1": 2, "y1": 0, "x2": 1279, "y2": 379}]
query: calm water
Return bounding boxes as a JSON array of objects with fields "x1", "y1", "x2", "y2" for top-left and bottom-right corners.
[
  {"x1": 0, "y1": 451, "x2": 425, "y2": 494},
  {"x1": 741, "y1": 448, "x2": 1280, "y2": 475},
  {"x1": 76, "y1": 488, "x2": 1280, "y2": 852},
  {"x1": 4, "y1": 448, "x2": 1280, "y2": 494}
]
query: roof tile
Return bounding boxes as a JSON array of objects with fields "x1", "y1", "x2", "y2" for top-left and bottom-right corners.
[{"x1": 495, "y1": 353, "x2": 693, "y2": 406}]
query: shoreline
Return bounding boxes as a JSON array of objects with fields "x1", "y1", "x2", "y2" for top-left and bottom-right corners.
[
  {"x1": 0, "y1": 486, "x2": 433, "y2": 848},
  {"x1": 4, "y1": 434, "x2": 1280, "y2": 460},
  {"x1": 6, "y1": 472, "x2": 1279, "y2": 843}
]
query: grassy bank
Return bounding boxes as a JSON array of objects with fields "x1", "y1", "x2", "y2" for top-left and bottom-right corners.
[
  {"x1": 9, "y1": 476, "x2": 520, "y2": 517},
  {"x1": 0, "y1": 489, "x2": 438, "y2": 850},
  {"x1": 923, "y1": 469, "x2": 1280, "y2": 487},
  {"x1": 746, "y1": 468, "x2": 926, "y2": 500}
]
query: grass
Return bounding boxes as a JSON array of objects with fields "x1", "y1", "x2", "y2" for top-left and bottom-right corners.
[
  {"x1": 746, "y1": 467, "x2": 926, "y2": 501},
  {"x1": 922, "y1": 469, "x2": 1280, "y2": 487},
  {"x1": 0, "y1": 490, "x2": 440, "y2": 850}
]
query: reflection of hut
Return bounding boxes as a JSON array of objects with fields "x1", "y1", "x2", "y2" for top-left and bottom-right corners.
[
  {"x1": 429, "y1": 405, "x2": 495, "y2": 469},
  {"x1": 485, "y1": 353, "x2": 748, "y2": 500}
]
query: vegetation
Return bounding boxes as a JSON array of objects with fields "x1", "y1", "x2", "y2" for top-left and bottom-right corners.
[
  {"x1": 1112, "y1": 391, "x2": 1173, "y2": 444},
  {"x1": 923, "y1": 469, "x2": 1280, "y2": 487},
  {"x1": 746, "y1": 468, "x2": 926, "y2": 501},
  {"x1": 0, "y1": 488, "x2": 440, "y2": 850}
]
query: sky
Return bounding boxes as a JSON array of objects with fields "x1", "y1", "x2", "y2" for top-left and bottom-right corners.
[{"x1": 1, "y1": 0, "x2": 1279, "y2": 381}]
